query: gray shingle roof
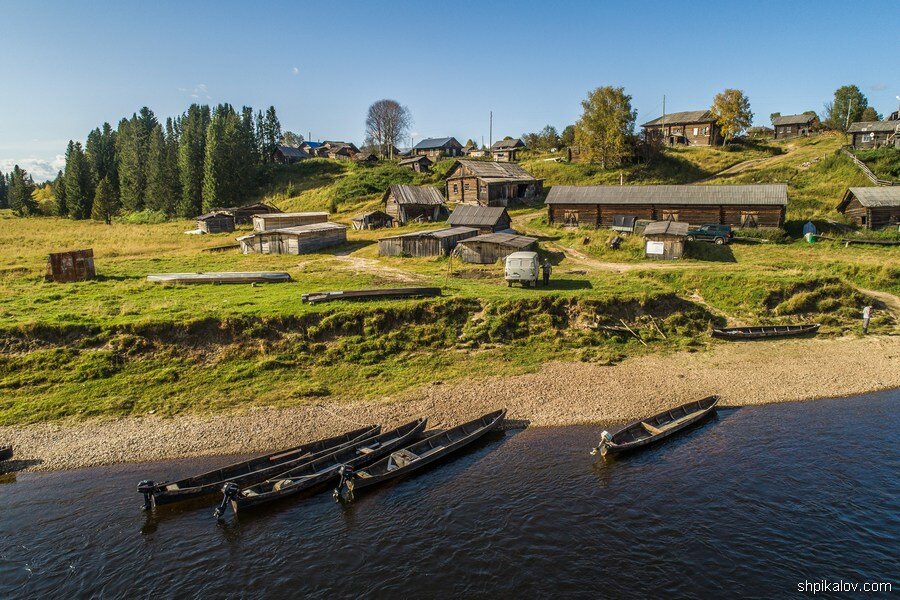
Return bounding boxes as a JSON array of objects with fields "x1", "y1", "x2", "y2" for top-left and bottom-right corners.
[
  {"x1": 399, "y1": 155, "x2": 432, "y2": 165},
  {"x1": 384, "y1": 185, "x2": 446, "y2": 206},
  {"x1": 772, "y1": 114, "x2": 817, "y2": 126},
  {"x1": 641, "y1": 110, "x2": 715, "y2": 127},
  {"x1": 643, "y1": 220, "x2": 690, "y2": 236},
  {"x1": 848, "y1": 120, "x2": 899, "y2": 133},
  {"x1": 839, "y1": 187, "x2": 900, "y2": 209},
  {"x1": 490, "y1": 138, "x2": 525, "y2": 151},
  {"x1": 414, "y1": 137, "x2": 460, "y2": 150},
  {"x1": 459, "y1": 232, "x2": 537, "y2": 248},
  {"x1": 380, "y1": 227, "x2": 478, "y2": 241},
  {"x1": 545, "y1": 184, "x2": 788, "y2": 206},
  {"x1": 449, "y1": 159, "x2": 539, "y2": 181},
  {"x1": 447, "y1": 205, "x2": 508, "y2": 227},
  {"x1": 276, "y1": 145, "x2": 310, "y2": 159}
]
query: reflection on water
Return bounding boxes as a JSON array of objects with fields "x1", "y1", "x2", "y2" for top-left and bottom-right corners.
[{"x1": 0, "y1": 389, "x2": 897, "y2": 598}]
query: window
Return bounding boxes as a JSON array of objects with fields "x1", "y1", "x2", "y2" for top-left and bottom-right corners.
[
  {"x1": 702, "y1": 127, "x2": 709, "y2": 135},
  {"x1": 740, "y1": 211, "x2": 759, "y2": 227},
  {"x1": 464, "y1": 182, "x2": 470, "y2": 191},
  {"x1": 661, "y1": 210, "x2": 679, "y2": 221},
  {"x1": 563, "y1": 210, "x2": 579, "y2": 226},
  {"x1": 861, "y1": 133, "x2": 874, "y2": 143},
  {"x1": 861, "y1": 215, "x2": 867, "y2": 225},
  {"x1": 452, "y1": 184, "x2": 458, "y2": 193},
  {"x1": 693, "y1": 127, "x2": 699, "y2": 135}
]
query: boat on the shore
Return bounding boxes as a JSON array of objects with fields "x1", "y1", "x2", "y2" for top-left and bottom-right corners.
[
  {"x1": 216, "y1": 419, "x2": 427, "y2": 518},
  {"x1": 712, "y1": 323, "x2": 820, "y2": 340},
  {"x1": 138, "y1": 425, "x2": 379, "y2": 509},
  {"x1": 146, "y1": 272, "x2": 292, "y2": 284},
  {"x1": 334, "y1": 409, "x2": 506, "y2": 503},
  {"x1": 591, "y1": 396, "x2": 719, "y2": 457},
  {"x1": 0, "y1": 446, "x2": 12, "y2": 461}
]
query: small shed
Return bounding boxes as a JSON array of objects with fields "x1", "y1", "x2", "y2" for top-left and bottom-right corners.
[
  {"x1": 273, "y1": 145, "x2": 310, "y2": 164},
  {"x1": 378, "y1": 227, "x2": 478, "y2": 257},
  {"x1": 253, "y1": 212, "x2": 329, "y2": 232},
  {"x1": 238, "y1": 222, "x2": 348, "y2": 255},
  {"x1": 490, "y1": 138, "x2": 526, "y2": 162},
  {"x1": 837, "y1": 187, "x2": 900, "y2": 229},
  {"x1": 611, "y1": 215, "x2": 637, "y2": 233},
  {"x1": 383, "y1": 185, "x2": 447, "y2": 225},
  {"x1": 643, "y1": 220, "x2": 689, "y2": 260},
  {"x1": 352, "y1": 210, "x2": 394, "y2": 230},
  {"x1": 45, "y1": 249, "x2": 96, "y2": 282},
  {"x1": 399, "y1": 155, "x2": 432, "y2": 173},
  {"x1": 197, "y1": 212, "x2": 235, "y2": 233},
  {"x1": 354, "y1": 152, "x2": 378, "y2": 163},
  {"x1": 225, "y1": 202, "x2": 282, "y2": 225},
  {"x1": 455, "y1": 232, "x2": 538, "y2": 264},
  {"x1": 447, "y1": 205, "x2": 511, "y2": 234}
]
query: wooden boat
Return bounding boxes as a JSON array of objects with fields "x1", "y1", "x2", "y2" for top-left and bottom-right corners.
[
  {"x1": 334, "y1": 409, "x2": 506, "y2": 502},
  {"x1": 138, "y1": 425, "x2": 378, "y2": 509},
  {"x1": 146, "y1": 272, "x2": 292, "y2": 284},
  {"x1": 591, "y1": 396, "x2": 719, "y2": 457},
  {"x1": 302, "y1": 287, "x2": 441, "y2": 304},
  {"x1": 0, "y1": 446, "x2": 12, "y2": 461},
  {"x1": 217, "y1": 419, "x2": 427, "y2": 518},
  {"x1": 712, "y1": 323, "x2": 819, "y2": 340}
]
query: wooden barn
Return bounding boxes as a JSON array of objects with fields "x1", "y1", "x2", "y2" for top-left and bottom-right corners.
[
  {"x1": 224, "y1": 202, "x2": 282, "y2": 225},
  {"x1": 447, "y1": 205, "x2": 512, "y2": 234},
  {"x1": 445, "y1": 160, "x2": 543, "y2": 207},
  {"x1": 399, "y1": 155, "x2": 432, "y2": 173},
  {"x1": 455, "y1": 232, "x2": 537, "y2": 264},
  {"x1": 545, "y1": 184, "x2": 788, "y2": 228},
  {"x1": 253, "y1": 212, "x2": 329, "y2": 232},
  {"x1": 490, "y1": 138, "x2": 526, "y2": 162},
  {"x1": 197, "y1": 212, "x2": 235, "y2": 233},
  {"x1": 412, "y1": 137, "x2": 464, "y2": 160},
  {"x1": 354, "y1": 152, "x2": 378, "y2": 163},
  {"x1": 377, "y1": 227, "x2": 478, "y2": 257},
  {"x1": 641, "y1": 110, "x2": 722, "y2": 146},
  {"x1": 837, "y1": 187, "x2": 900, "y2": 230},
  {"x1": 772, "y1": 114, "x2": 818, "y2": 139},
  {"x1": 351, "y1": 210, "x2": 394, "y2": 230},
  {"x1": 273, "y1": 145, "x2": 310, "y2": 164},
  {"x1": 383, "y1": 185, "x2": 447, "y2": 225},
  {"x1": 300, "y1": 141, "x2": 324, "y2": 155},
  {"x1": 45, "y1": 249, "x2": 96, "y2": 283},
  {"x1": 848, "y1": 121, "x2": 900, "y2": 149},
  {"x1": 238, "y1": 222, "x2": 347, "y2": 255},
  {"x1": 642, "y1": 220, "x2": 689, "y2": 260}
]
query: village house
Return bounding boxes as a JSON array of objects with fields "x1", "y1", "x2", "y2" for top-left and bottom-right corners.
[
  {"x1": 300, "y1": 141, "x2": 324, "y2": 155},
  {"x1": 196, "y1": 212, "x2": 235, "y2": 233},
  {"x1": 837, "y1": 187, "x2": 900, "y2": 230},
  {"x1": 377, "y1": 227, "x2": 478, "y2": 257},
  {"x1": 272, "y1": 144, "x2": 310, "y2": 164},
  {"x1": 545, "y1": 184, "x2": 788, "y2": 228},
  {"x1": 351, "y1": 210, "x2": 394, "y2": 230},
  {"x1": 455, "y1": 232, "x2": 538, "y2": 264},
  {"x1": 772, "y1": 114, "x2": 818, "y2": 140},
  {"x1": 848, "y1": 121, "x2": 900, "y2": 149},
  {"x1": 217, "y1": 202, "x2": 281, "y2": 225},
  {"x1": 238, "y1": 222, "x2": 347, "y2": 255},
  {"x1": 490, "y1": 138, "x2": 526, "y2": 162},
  {"x1": 323, "y1": 143, "x2": 358, "y2": 160},
  {"x1": 641, "y1": 110, "x2": 722, "y2": 146},
  {"x1": 399, "y1": 155, "x2": 432, "y2": 173},
  {"x1": 412, "y1": 137, "x2": 464, "y2": 160},
  {"x1": 252, "y1": 212, "x2": 329, "y2": 232},
  {"x1": 383, "y1": 185, "x2": 447, "y2": 225},
  {"x1": 447, "y1": 205, "x2": 512, "y2": 234},
  {"x1": 354, "y1": 152, "x2": 378, "y2": 163},
  {"x1": 642, "y1": 220, "x2": 689, "y2": 260},
  {"x1": 445, "y1": 160, "x2": 543, "y2": 207}
]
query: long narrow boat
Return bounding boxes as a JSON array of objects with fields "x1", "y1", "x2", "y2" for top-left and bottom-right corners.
[
  {"x1": 138, "y1": 425, "x2": 378, "y2": 509},
  {"x1": 0, "y1": 446, "x2": 12, "y2": 461},
  {"x1": 590, "y1": 396, "x2": 719, "y2": 457},
  {"x1": 712, "y1": 323, "x2": 819, "y2": 340},
  {"x1": 334, "y1": 409, "x2": 506, "y2": 503},
  {"x1": 216, "y1": 419, "x2": 426, "y2": 518}
]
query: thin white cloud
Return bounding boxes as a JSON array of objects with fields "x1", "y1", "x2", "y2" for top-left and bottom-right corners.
[
  {"x1": 870, "y1": 83, "x2": 887, "y2": 92},
  {"x1": 184, "y1": 83, "x2": 211, "y2": 100},
  {"x1": 292, "y1": 67, "x2": 300, "y2": 76},
  {"x1": 0, "y1": 155, "x2": 66, "y2": 182}
]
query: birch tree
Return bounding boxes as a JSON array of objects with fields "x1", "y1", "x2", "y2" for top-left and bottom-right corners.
[{"x1": 365, "y1": 100, "x2": 412, "y2": 159}]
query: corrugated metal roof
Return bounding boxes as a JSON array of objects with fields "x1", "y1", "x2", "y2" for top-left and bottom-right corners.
[
  {"x1": 848, "y1": 120, "x2": 899, "y2": 133},
  {"x1": 840, "y1": 187, "x2": 900, "y2": 209},
  {"x1": 449, "y1": 159, "x2": 539, "y2": 181},
  {"x1": 459, "y1": 232, "x2": 537, "y2": 248},
  {"x1": 641, "y1": 110, "x2": 715, "y2": 127},
  {"x1": 414, "y1": 137, "x2": 460, "y2": 150},
  {"x1": 255, "y1": 212, "x2": 329, "y2": 219},
  {"x1": 643, "y1": 220, "x2": 689, "y2": 236},
  {"x1": 385, "y1": 185, "x2": 446, "y2": 206},
  {"x1": 273, "y1": 222, "x2": 347, "y2": 235},
  {"x1": 380, "y1": 227, "x2": 478, "y2": 241},
  {"x1": 447, "y1": 205, "x2": 508, "y2": 227},
  {"x1": 772, "y1": 114, "x2": 817, "y2": 126},
  {"x1": 545, "y1": 184, "x2": 788, "y2": 206}
]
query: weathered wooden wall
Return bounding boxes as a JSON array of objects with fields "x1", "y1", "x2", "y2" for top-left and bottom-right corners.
[
  {"x1": 456, "y1": 240, "x2": 536, "y2": 264},
  {"x1": 253, "y1": 213, "x2": 328, "y2": 232},
  {"x1": 549, "y1": 203, "x2": 784, "y2": 227},
  {"x1": 198, "y1": 216, "x2": 235, "y2": 233},
  {"x1": 240, "y1": 229, "x2": 346, "y2": 255},
  {"x1": 644, "y1": 235, "x2": 684, "y2": 260},
  {"x1": 45, "y1": 249, "x2": 96, "y2": 282}
]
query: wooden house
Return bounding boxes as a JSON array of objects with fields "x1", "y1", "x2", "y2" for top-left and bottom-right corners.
[
  {"x1": 455, "y1": 232, "x2": 537, "y2": 264},
  {"x1": 238, "y1": 222, "x2": 347, "y2": 255},
  {"x1": 253, "y1": 212, "x2": 329, "y2": 232},
  {"x1": 837, "y1": 187, "x2": 900, "y2": 230},
  {"x1": 490, "y1": 138, "x2": 526, "y2": 162},
  {"x1": 412, "y1": 137, "x2": 464, "y2": 160},
  {"x1": 399, "y1": 155, "x2": 432, "y2": 173},
  {"x1": 772, "y1": 114, "x2": 818, "y2": 139},
  {"x1": 377, "y1": 227, "x2": 478, "y2": 257},
  {"x1": 300, "y1": 141, "x2": 324, "y2": 155},
  {"x1": 354, "y1": 152, "x2": 378, "y2": 163},
  {"x1": 45, "y1": 249, "x2": 96, "y2": 283},
  {"x1": 324, "y1": 144, "x2": 358, "y2": 160},
  {"x1": 447, "y1": 205, "x2": 512, "y2": 234},
  {"x1": 383, "y1": 185, "x2": 447, "y2": 225},
  {"x1": 351, "y1": 210, "x2": 394, "y2": 230},
  {"x1": 641, "y1": 110, "x2": 722, "y2": 146},
  {"x1": 273, "y1": 145, "x2": 310, "y2": 164},
  {"x1": 445, "y1": 160, "x2": 543, "y2": 207},
  {"x1": 642, "y1": 220, "x2": 689, "y2": 260},
  {"x1": 197, "y1": 212, "x2": 235, "y2": 233},
  {"x1": 545, "y1": 184, "x2": 788, "y2": 228},
  {"x1": 224, "y1": 202, "x2": 282, "y2": 225},
  {"x1": 848, "y1": 121, "x2": 900, "y2": 149}
]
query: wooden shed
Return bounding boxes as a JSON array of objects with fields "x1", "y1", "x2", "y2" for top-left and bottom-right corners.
[
  {"x1": 224, "y1": 202, "x2": 282, "y2": 225},
  {"x1": 445, "y1": 160, "x2": 543, "y2": 207},
  {"x1": 197, "y1": 212, "x2": 235, "y2": 233},
  {"x1": 253, "y1": 212, "x2": 329, "y2": 232},
  {"x1": 351, "y1": 210, "x2": 394, "y2": 230},
  {"x1": 455, "y1": 232, "x2": 538, "y2": 264},
  {"x1": 238, "y1": 222, "x2": 348, "y2": 255},
  {"x1": 383, "y1": 185, "x2": 447, "y2": 225},
  {"x1": 45, "y1": 249, "x2": 96, "y2": 282},
  {"x1": 378, "y1": 227, "x2": 478, "y2": 257},
  {"x1": 399, "y1": 155, "x2": 432, "y2": 173},
  {"x1": 273, "y1": 145, "x2": 310, "y2": 164},
  {"x1": 643, "y1": 221, "x2": 689, "y2": 259},
  {"x1": 545, "y1": 184, "x2": 788, "y2": 228},
  {"x1": 447, "y1": 205, "x2": 512, "y2": 234},
  {"x1": 837, "y1": 187, "x2": 900, "y2": 230}
]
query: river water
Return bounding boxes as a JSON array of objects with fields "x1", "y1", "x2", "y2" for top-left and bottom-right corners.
[{"x1": 1, "y1": 390, "x2": 897, "y2": 598}]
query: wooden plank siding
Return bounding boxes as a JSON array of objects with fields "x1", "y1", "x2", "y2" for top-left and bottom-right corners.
[{"x1": 548, "y1": 203, "x2": 784, "y2": 228}]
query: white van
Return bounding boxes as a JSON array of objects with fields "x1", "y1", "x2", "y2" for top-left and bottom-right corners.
[{"x1": 504, "y1": 251, "x2": 539, "y2": 287}]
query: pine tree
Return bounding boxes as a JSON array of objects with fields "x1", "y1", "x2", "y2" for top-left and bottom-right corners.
[
  {"x1": 64, "y1": 141, "x2": 93, "y2": 219},
  {"x1": 146, "y1": 124, "x2": 169, "y2": 212},
  {"x1": 0, "y1": 169, "x2": 8, "y2": 209},
  {"x1": 8, "y1": 165, "x2": 37, "y2": 216},
  {"x1": 53, "y1": 170, "x2": 66, "y2": 216},
  {"x1": 262, "y1": 106, "x2": 281, "y2": 162},
  {"x1": 202, "y1": 104, "x2": 256, "y2": 211},
  {"x1": 91, "y1": 176, "x2": 119, "y2": 224},
  {"x1": 177, "y1": 104, "x2": 211, "y2": 217},
  {"x1": 86, "y1": 122, "x2": 118, "y2": 195},
  {"x1": 241, "y1": 106, "x2": 259, "y2": 165},
  {"x1": 116, "y1": 108, "x2": 157, "y2": 212}
]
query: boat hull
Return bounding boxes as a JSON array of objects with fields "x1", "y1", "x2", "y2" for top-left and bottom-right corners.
[
  {"x1": 0, "y1": 446, "x2": 12, "y2": 461},
  {"x1": 600, "y1": 396, "x2": 719, "y2": 456},
  {"x1": 712, "y1": 324, "x2": 819, "y2": 340}
]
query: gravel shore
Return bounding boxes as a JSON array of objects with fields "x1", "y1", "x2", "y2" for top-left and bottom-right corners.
[{"x1": 3, "y1": 335, "x2": 898, "y2": 472}]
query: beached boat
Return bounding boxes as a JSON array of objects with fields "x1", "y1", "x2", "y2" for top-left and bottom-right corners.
[
  {"x1": 712, "y1": 324, "x2": 819, "y2": 340},
  {"x1": 216, "y1": 419, "x2": 427, "y2": 518},
  {"x1": 138, "y1": 425, "x2": 378, "y2": 509},
  {"x1": 334, "y1": 409, "x2": 506, "y2": 502},
  {"x1": 0, "y1": 446, "x2": 12, "y2": 461},
  {"x1": 591, "y1": 396, "x2": 719, "y2": 457},
  {"x1": 146, "y1": 272, "x2": 292, "y2": 284}
]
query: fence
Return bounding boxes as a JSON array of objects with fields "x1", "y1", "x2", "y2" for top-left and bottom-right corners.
[{"x1": 840, "y1": 147, "x2": 896, "y2": 186}]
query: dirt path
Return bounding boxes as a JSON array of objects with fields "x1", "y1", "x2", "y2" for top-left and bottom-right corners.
[
  {"x1": 699, "y1": 157, "x2": 773, "y2": 182},
  {"x1": 859, "y1": 288, "x2": 900, "y2": 317},
  {"x1": 3, "y1": 335, "x2": 897, "y2": 472},
  {"x1": 332, "y1": 255, "x2": 424, "y2": 283}
]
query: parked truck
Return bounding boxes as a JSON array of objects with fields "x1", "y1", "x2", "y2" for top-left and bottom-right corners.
[{"x1": 504, "y1": 251, "x2": 539, "y2": 287}]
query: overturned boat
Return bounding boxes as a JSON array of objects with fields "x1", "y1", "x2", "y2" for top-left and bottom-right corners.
[
  {"x1": 712, "y1": 324, "x2": 819, "y2": 340},
  {"x1": 0, "y1": 446, "x2": 12, "y2": 462}
]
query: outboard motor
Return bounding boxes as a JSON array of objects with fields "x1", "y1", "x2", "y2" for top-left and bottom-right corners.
[
  {"x1": 590, "y1": 430, "x2": 614, "y2": 456},
  {"x1": 333, "y1": 464, "x2": 355, "y2": 503},
  {"x1": 214, "y1": 482, "x2": 240, "y2": 520},
  {"x1": 137, "y1": 480, "x2": 156, "y2": 511}
]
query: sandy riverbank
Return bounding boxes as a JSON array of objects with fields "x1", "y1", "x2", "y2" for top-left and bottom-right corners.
[{"x1": 2, "y1": 334, "x2": 898, "y2": 472}]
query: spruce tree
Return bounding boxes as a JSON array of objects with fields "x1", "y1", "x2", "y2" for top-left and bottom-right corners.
[
  {"x1": 8, "y1": 165, "x2": 37, "y2": 216},
  {"x1": 146, "y1": 124, "x2": 169, "y2": 212},
  {"x1": 91, "y1": 176, "x2": 119, "y2": 224},
  {"x1": 0, "y1": 169, "x2": 7, "y2": 209},
  {"x1": 53, "y1": 170, "x2": 66, "y2": 216},
  {"x1": 86, "y1": 122, "x2": 118, "y2": 194},
  {"x1": 177, "y1": 104, "x2": 211, "y2": 217},
  {"x1": 64, "y1": 141, "x2": 93, "y2": 219}
]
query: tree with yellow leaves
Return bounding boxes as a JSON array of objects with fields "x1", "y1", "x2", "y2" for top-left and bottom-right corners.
[{"x1": 710, "y1": 89, "x2": 753, "y2": 145}]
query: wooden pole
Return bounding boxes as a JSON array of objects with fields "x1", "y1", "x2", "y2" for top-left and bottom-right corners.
[{"x1": 620, "y1": 319, "x2": 647, "y2": 346}]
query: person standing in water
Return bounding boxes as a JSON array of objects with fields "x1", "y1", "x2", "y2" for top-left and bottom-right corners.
[
  {"x1": 862, "y1": 305, "x2": 872, "y2": 334},
  {"x1": 541, "y1": 259, "x2": 552, "y2": 287}
]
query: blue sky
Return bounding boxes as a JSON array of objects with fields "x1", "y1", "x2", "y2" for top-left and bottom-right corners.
[{"x1": 2, "y1": 0, "x2": 898, "y2": 181}]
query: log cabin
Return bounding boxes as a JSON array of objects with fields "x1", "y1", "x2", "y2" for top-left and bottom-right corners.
[
  {"x1": 545, "y1": 184, "x2": 788, "y2": 228},
  {"x1": 399, "y1": 155, "x2": 433, "y2": 172},
  {"x1": 383, "y1": 185, "x2": 447, "y2": 224},
  {"x1": 837, "y1": 187, "x2": 900, "y2": 230},
  {"x1": 253, "y1": 212, "x2": 329, "y2": 232},
  {"x1": 641, "y1": 110, "x2": 722, "y2": 146},
  {"x1": 351, "y1": 210, "x2": 394, "y2": 230},
  {"x1": 218, "y1": 202, "x2": 281, "y2": 225},
  {"x1": 642, "y1": 221, "x2": 689, "y2": 260},
  {"x1": 412, "y1": 137, "x2": 464, "y2": 160},
  {"x1": 772, "y1": 114, "x2": 818, "y2": 139},
  {"x1": 273, "y1": 145, "x2": 310, "y2": 164},
  {"x1": 197, "y1": 212, "x2": 235, "y2": 233},
  {"x1": 489, "y1": 138, "x2": 526, "y2": 162},
  {"x1": 447, "y1": 205, "x2": 512, "y2": 234},
  {"x1": 238, "y1": 222, "x2": 347, "y2": 255},
  {"x1": 848, "y1": 121, "x2": 900, "y2": 149},
  {"x1": 445, "y1": 160, "x2": 543, "y2": 207},
  {"x1": 455, "y1": 232, "x2": 538, "y2": 264},
  {"x1": 300, "y1": 141, "x2": 324, "y2": 155},
  {"x1": 377, "y1": 227, "x2": 478, "y2": 257}
]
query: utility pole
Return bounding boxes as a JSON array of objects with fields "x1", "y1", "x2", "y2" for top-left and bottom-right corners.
[
  {"x1": 845, "y1": 98, "x2": 854, "y2": 132},
  {"x1": 489, "y1": 111, "x2": 493, "y2": 150},
  {"x1": 662, "y1": 94, "x2": 666, "y2": 144}
]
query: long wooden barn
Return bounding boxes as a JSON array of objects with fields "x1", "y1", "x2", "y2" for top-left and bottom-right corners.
[
  {"x1": 378, "y1": 227, "x2": 478, "y2": 257},
  {"x1": 253, "y1": 212, "x2": 329, "y2": 232},
  {"x1": 238, "y1": 222, "x2": 347, "y2": 255},
  {"x1": 455, "y1": 232, "x2": 538, "y2": 264},
  {"x1": 837, "y1": 187, "x2": 900, "y2": 230},
  {"x1": 545, "y1": 184, "x2": 788, "y2": 228}
]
